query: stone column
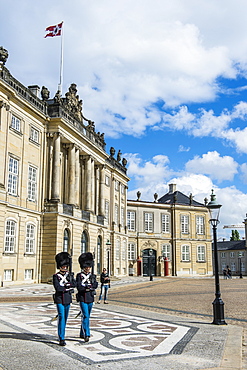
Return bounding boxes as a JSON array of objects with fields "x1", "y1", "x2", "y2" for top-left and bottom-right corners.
[
  {"x1": 51, "y1": 132, "x2": 61, "y2": 202},
  {"x1": 85, "y1": 155, "x2": 92, "y2": 211},
  {"x1": 91, "y1": 158, "x2": 95, "y2": 213},
  {"x1": 98, "y1": 165, "x2": 105, "y2": 216},
  {"x1": 75, "y1": 147, "x2": 80, "y2": 207},
  {"x1": 68, "y1": 144, "x2": 76, "y2": 205}
]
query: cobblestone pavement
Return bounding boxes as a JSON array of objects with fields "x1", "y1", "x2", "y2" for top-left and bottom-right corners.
[{"x1": 0, "y1": 276, "x2": 245, "y2": 369}]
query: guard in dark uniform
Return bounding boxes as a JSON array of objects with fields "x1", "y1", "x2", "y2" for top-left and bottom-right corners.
[
  {"x1": 53, "y1": 252, "x2": 76, "y2": 346},
  {"x1": 76, "y1": 252, "x2": 98, "y2": 342}
]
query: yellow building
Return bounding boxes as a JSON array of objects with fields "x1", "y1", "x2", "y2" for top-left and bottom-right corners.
[
  {"x1": 0, "y1": 47, "x2": 129, "y2": 285},
  {"x1": 127, "y1": 184, "x2": 213, "y2": 276}
]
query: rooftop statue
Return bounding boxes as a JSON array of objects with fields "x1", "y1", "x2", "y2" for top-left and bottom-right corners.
[{"x1": 0, "y1": 47, "x2": 8, "y2": 66}]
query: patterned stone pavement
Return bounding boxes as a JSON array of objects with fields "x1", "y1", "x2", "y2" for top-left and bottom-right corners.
[{"x1": 0, "y1": 302, "x2": 194, "y2": 365}]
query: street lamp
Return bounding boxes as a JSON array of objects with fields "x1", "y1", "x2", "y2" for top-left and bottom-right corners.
[{"x1": 207, "y1": 190, "x2": 227, "y2": 325}]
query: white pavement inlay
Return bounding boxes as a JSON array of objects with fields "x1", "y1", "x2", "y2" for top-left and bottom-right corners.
[{"x1": 0, "y1": 302, "x2": 191, "y2": 363}]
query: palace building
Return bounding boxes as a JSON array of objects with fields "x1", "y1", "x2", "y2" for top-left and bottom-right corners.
[
  {"x1": 127, "y1": 184, "x2": 213, "y2": 277},
  {"x1": 0, "y1": 47, "x2": 129, "y2": 285}
]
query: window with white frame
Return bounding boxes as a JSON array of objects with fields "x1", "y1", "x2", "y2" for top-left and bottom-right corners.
[
  {"x1": 222, "y1": 262, "x2": 226, "y2": 271},
  {"x1": 128, "y1": 243, "x2": 136, "y2": 260},
  {"x1": 221, "y1": 252, "x2": 226, "y2": 258},
  {"x1": 8, "y1": 157, "x2": 19, "y2": 195},
  {"x1": 115, "y1": 180, "x2": 119, "y2": 191},
  {"x1": 25, "y1": 269, "x2": 33, "y2": 280},
  {"x1": 181, "y1": 215, "x2": 189, "y2": 234},
  {"x1": 181, "y1": 245, "x2": 190, "y2": 261},
  {"x1": 196, "y1": 216, "x2": 205, "y2": 234},
  {"x1": 144, "y1": 212, "x2": 153, "y2": 232},
  {"x1": 162, "y1": 244, "x2": 171, "y2": 260},
  {"x1": 121, "y1": 184, "x2": 125, "y2": 194},
  {"x1": 197, "y1": 245, "x2": 206, "y2": 261},
  {"x1": 122, "y1": 240, "x2": 127, "y2": 260},
  {"x1": 127, "y1": 211, "x2": 135, "y2": 231},
  {"x1": 25, "y1": 223, "x2": 35, "y2": 254},
  {"x1": 11, "y1": 114, "x2": 21, "y2": 131},
  {"x1": 5, "y1": 220, "x2": 16, "y2": 253},
  {"x1": 30, "y1": 126, "x2": 39, "y2": 143},
  {"x1": 231, "y1": 262, "x2": 236, "y2": 272},
  {"x1": 28, "y1": 165, "x2": 37, "y2": 201},
  {"x1": 115, "y1": 204, "x2": 119, "y2": 224},
  {"x1": 161, "y1": 214, "x2": 170, "y2": 233},
  {"x1": 230, "y1": 252, "x2": 235, "y2": 258},
  {"x1": 121, "y1": 207, "x2": 124, "y2": 226},
  {"x1": 4, "y1": 269, "x2": 13, "y2": 281},
  {"x1": 105, "y1": 175, "x2": 110, "y2": 186},
  {"x1": 115, "y1": 239, "x2": 120, "y2": 260},
  {"x1": 241, "y1": 262, "x2": 245, "y2": 272},
  {"x1": 105, "y1": 200, "x2": 109, "y2": 225}
]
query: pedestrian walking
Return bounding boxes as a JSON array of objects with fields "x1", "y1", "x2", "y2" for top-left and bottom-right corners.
[
  {"x1": 76, "y1": 252, "x2": 98, "y2": 342},
  {"x1": 97, "y1": 268, "x2": 110, "y2": 304},
  {"x1": 223, "y1": 268, "x2": 228, "y2": 279},
  {"x1": 227, "y1": 266, "x2": 232, "y2": 279},
  {"x1": 53, "y1": 252, "x2": 76, "y2": 346}
]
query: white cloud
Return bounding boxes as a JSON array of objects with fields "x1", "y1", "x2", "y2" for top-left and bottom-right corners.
[{"x1": 185, "y1": 151, "x2": 239, "y2": 182}]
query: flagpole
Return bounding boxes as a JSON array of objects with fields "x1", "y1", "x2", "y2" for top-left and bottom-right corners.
[{"x1": 58, "y1": 21, "x2": 64, "y2": 94}]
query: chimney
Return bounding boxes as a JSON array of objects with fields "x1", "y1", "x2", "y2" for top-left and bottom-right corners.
[
  {"x1": 169, "y1": 184, "x2": 176, "y2": 194},
  {"x1": 28, "y1": 85, "x2": 40, "y2": 97}
]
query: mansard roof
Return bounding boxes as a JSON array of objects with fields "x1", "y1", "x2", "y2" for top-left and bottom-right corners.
[
  {"x1": 214, "y1": 240, "x2": 246, "y2": 251},
  {"x1": 158, "y1": 190, "x2": 204, "y2": 207}
]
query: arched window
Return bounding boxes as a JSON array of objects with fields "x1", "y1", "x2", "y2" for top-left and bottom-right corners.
[
  {"x1": 63, "y1": 229, "x2": 70, "y2": 252},
  {"x1": 81, "y1": 231, "x2": 88, "y2": 254}
]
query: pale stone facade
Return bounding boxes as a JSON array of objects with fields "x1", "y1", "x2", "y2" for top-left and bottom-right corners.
[
  {"x1": 127, "y1": 184, "x2": 213, "y2": 277},
  {"x1": 0, "y1": 49, "x2": 129, "y2": 285}
]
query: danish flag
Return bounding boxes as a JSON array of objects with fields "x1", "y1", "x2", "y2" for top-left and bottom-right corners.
[{"x1": 44, "y1": 22, "x2": 63, "y2": 38}]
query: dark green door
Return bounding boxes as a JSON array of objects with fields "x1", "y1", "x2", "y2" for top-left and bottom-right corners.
[{"x1": 142, "y1": 248, "x2": 156, "y2": 276}]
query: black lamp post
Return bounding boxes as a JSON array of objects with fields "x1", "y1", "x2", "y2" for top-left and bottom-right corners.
[
  {"x1": 207, "y1": 190, "x2": 227, "y2": 325},
  {"x1": 106, "y1": 239, "x2": 111, "y2": 276}
]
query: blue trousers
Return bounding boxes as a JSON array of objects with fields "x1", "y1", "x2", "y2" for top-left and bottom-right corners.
[
  {"x1": 56, "y1": 303, "x2": 70, "y2": 341},
  {"x1": 99, "y1": 284, "x2": 109, "y2": 301},
  {"x1": 80, "y1": 301, "x2": 93, "y2": 337}
]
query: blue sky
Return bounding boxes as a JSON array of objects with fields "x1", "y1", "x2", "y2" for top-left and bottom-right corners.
[{"x1": 2, "y1": 0, "x2": 247, "y2": 238}]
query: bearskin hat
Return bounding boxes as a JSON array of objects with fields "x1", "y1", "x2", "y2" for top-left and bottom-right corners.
[
  {"x1": 55, "y1": 252, "x2": 71, "y2": 269},
  {"x1": 78, "y1": 252, "x2": 94, "y2": 269}
]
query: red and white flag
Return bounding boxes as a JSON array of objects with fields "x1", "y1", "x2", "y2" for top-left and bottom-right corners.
[{"x1": 44, "y1": 22, "x2": 63, "y2": 38}]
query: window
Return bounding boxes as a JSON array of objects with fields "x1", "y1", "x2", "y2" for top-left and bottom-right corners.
[
  {"x1": 115, "y1": 180, "x2": 119, "y2": 191},
  {"x1": 115, "y1": 239, "x2": 120, "y2": 260},
  {"x1": 181, "y1": 245, "x2": 190, "y2": 261},
  {"x1": 181, "y1": 215, "x2": 189, "y2": 234},
  {"x1": 222, "y1": 262, "x2": 226, "y2": 271},
  {"x1": 231, "y1": 262, "x2": 236, "y2": 272},
  {"x1": 28, "y1": 165, "x2": 37, "y2": 201},
  {"x1": 162, "y1": 244, "x2": 171, "y2": 260},
  {"x1": 122, "y1": 240, "x2": 127, "y2": 260},
  {"x1": 105, "y1": 175, "x2": 110, "y2": 186},
  {"x1": 105, "y1": 200, "x2": 109, "y2": 225},
  {"x1": 144, "y1": 212, "x2": 153, "y2": 232},
  {"x1": 115, "y1": 204, "x2": 119, "y2": 224},
  {"x1": 121, "y1": 184, "x2": 125, "y2": 194},
  {"x1": 81, "y1": 231, "x2": 88, "y2": 254},
  {"x1": 4, "y1": 270, "x2": 13, "y2": 281},
  {"x1": 241, "y1": 262, "x2": 245, "y2": 272},
  {"x1": 5, "y1": 220, "x2": 16, "y2": 253},
  {"x1": 30, "y1": 127, "x2": 39, "y2": 143},
  {"x1": 127, "y1": 211, "x2": 135, "y2": 231},
  {"x1": 221, "y1": 252, "x2": 226, "y2": 258},
  {"x1": 196, "y1": 216, "x2": 205, "y2": 234},
  {"x1": 8, "y1": 157, "x2": 19, "y2": 195},
  {"x1": 161, "y1": 214, "x2": 170, "y2": 233},
  {"x1": 197, "y1": 245, "x2": 206, "y2": 261},
  {"x1": 230, "y1": 252, "x2": 235, "y2": 258},
  {"x1": 128, "y1": 243, "x2": 136, "y2": 260},
  {"x1": 63, "y1": 229, "x2": 70, "y2": 252},
  {"x1": 25, "y1": 224, "x2": 35, "y2": 254},
  {"x1": 11, "y1": 115, "x2": 21, "y2": 131},
  {"x1": 121, "y1": 207, "x2": 124, "y2": 226},
  {"x1": 25, "y1": 269, "x2": 33, "y2": 280}
]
